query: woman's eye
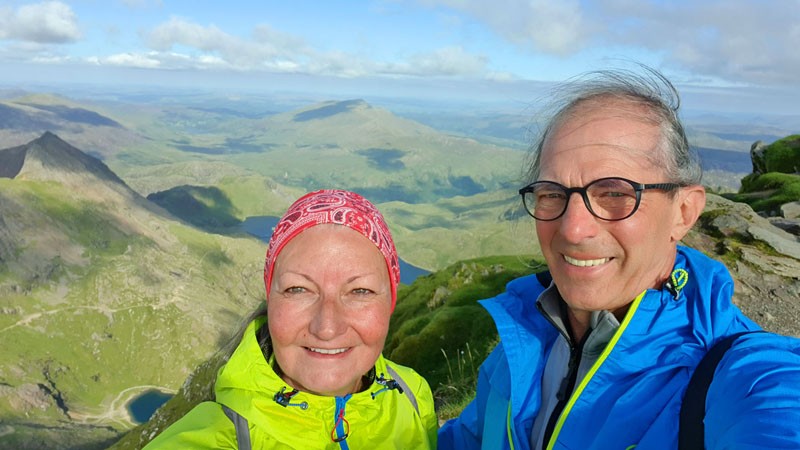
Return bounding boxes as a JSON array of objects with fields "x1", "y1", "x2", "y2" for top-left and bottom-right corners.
[
  {"x1": 285, "y1": 286, "x2": 306, "y2": 294},
  {"x1": 351, "y1": 288, "x2": 374, "y2": 295}
]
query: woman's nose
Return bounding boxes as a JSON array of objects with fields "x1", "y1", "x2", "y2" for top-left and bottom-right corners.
[{"x1": 308, "y1": 292, "x2": 347, "y2": 340}]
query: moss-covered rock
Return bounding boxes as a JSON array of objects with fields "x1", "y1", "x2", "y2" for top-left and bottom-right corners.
[{"x1": 727, "y1": 135, "x2": 800, "y2": 215}]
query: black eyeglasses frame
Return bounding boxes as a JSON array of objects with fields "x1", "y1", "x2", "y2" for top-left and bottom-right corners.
[{"x1": 518, "y1": 176, "x2": 684, "y2": 221}]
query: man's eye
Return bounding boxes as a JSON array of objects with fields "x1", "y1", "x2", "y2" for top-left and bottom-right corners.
[
  {"x1": 351, "y1": 288, "x2": 374, "y2": 295},
  {"x1": 538, "y1": 192, "x2": 565, "y2": 200},
  {"x1": 595, "y1": 188, "x2": 637, "y2": 199},
  {"x1": 285, "y1": 286, "x2": 306, "y2": 294}
]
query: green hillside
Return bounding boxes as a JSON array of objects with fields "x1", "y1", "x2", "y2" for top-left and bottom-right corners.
[
  {"x1": 385, "y1": 255, "x2": 545, "y2": 417},
  {"x1": 0, "y1": 142, "x2": 266, "y2": 449}
]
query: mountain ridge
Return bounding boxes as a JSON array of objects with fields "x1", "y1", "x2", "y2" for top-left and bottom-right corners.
[{"x1": 0, "y1": 134, "x2": 266, "y2": 450}]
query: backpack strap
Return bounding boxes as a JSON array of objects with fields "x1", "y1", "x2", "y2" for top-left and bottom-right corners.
[
  {"x1": 222, "y1": 404, "x2": 252, "y2": 450},
  {"x1": 385, "y1": 364, "x2": 420, "y2": 415},
  {"x1": 679, "y1": 331, "x2": 763, "y2": 450},
  {"x1": 536, "y1": 270, "x2": 553, "y2": 288}
]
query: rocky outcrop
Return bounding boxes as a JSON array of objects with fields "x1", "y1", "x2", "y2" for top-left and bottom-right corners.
[
  {"x1": 684, "y1": 194, "x2": 800, "y2": 337},
  {"x1": 750, "y1": 140, "x2": 768, "y2": 175}
]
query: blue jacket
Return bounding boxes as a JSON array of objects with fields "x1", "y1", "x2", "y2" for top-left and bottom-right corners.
[{"x1": 438, "y1": 246, "x2": 800, "y2": 449}]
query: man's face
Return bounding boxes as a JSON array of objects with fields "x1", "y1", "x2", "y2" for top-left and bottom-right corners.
[{"x1": 535, "y1": 102, "x2": 687, "y2": 316}]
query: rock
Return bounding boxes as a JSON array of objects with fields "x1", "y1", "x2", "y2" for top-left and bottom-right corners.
[
  {"x1": 750, "y1": 140, "x2": 768, "y2": 175},
  {"x1": 769, "y1": 217, "x2": 800, "y2": 236},
  {"x1": 781, "y1": 201, "x2": 800, "y2": 220},
  {"x1": 685, "y1": 194, "x2": 800, "y2": 338}
]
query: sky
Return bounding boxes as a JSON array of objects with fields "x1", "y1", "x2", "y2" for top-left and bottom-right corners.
[{"x1": 0, "y1": 0, "x2": 798, "y2": 114}]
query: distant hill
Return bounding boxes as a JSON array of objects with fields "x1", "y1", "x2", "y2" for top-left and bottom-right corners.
[
  {"x1": 0, "y1": 93, "x2": 777, "y2": 272},
  {"x1": 125, "y1": 98, "x2": 527, "y2": 204},
  {"x1": 1, "y1": 131, "x2": 126, "y2": 184},
  {"x1": 0, "y1": 94, "x2": 142, "y2": 161},
  {"x1": 695, "y1": 145, "x2": 752, "y2": 173},
  {"x1": 0, "y1": 133, "x2": 265, "y2": 450}
]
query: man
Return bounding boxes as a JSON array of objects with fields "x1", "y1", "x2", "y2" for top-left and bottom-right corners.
[{"x1": 438, "y1": 67, "x2": 800, "y2": 449}]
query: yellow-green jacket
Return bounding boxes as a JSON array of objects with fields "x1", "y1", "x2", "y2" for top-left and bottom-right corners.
[{"x1": 144, "y1": 317, "x2": 438, "y2": 449}]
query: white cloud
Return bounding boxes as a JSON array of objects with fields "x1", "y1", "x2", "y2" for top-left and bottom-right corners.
[
  {"x1": 142, "y1": 17, "x2": 313, "y2": 70},
  {"x1": 135, "y1": 17, "x2": 488, "y2": 78},
  {"x1": 103, "y1": 52, "x2": 162, "y2": 69},
  {"x1": 417, "y1": 0, "x2": 800, "y2": 86},
  {"x1": 0, "y1": 1, "x2": 81, "y2": 44},
  {"x1": 595, "y1": 0, "x2": 800, "y2": 86},
  {"x1": 401, "y1": 46, "x2": 488, "y2": 76},
  {"x1": 419, "y1": 0, "x2": 590, "y2": 55}
]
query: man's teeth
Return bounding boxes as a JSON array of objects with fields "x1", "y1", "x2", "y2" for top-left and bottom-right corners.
[
  {"x1": 308, "y1": 347, "x2": 348, "y2": 355},
  {"x1": 564, "y1": 255, "x2": 609, "y2": 267}
]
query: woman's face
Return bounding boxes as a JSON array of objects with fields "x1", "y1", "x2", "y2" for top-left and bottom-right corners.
[{"x1": 267, "y1": 224, "x2": 392, "y2": 397}]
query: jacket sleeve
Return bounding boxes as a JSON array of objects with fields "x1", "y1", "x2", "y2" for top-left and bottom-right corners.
[
  {"x1": 705, "y1": 333, "x2": 800, "y2": 449},
  {"x1": 142, "y1": 401, "x2": 237, "y2": 449},
  {"x1": 437, "y1": 343, "x2": 506, "y2": 449}
]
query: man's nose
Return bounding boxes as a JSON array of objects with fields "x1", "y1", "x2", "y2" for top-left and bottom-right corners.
[{"x1": 558, "y1": 192, "x2": 599, "y2": 242}]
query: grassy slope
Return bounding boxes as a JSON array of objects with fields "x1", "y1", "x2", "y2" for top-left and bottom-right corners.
[
  {"x1": 385, "y1": 255, "x2": 545, "y2": 418},
  {"x1": 0, "y1": 178, "x2": 265, "y2": 449}
]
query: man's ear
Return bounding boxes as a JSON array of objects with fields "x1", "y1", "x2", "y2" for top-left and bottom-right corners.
[{"x1": 671, "y1": 185, "x2": 707, "y2": 242}]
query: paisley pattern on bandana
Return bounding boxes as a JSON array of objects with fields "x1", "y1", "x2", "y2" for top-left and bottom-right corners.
[{"x1": 263, "y1": 189, "x2": 400, "y2": 310}]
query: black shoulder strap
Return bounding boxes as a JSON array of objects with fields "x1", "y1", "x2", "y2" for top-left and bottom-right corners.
[
  {"x1": 535, "y1": 270, "x2": 552, "y2": 287},
  {"x1": 678, "y1": 331, "x2": 762, "y2": 450},
  {"x1": 222, "y1": 404, "x2": 251, "y2": 450}
]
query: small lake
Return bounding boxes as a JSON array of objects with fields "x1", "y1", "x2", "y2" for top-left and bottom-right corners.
[
  {"x1": 127, "y1": 389, "x2": 173, "y2": 424},
  {"x1": 238, "y1": 216, "x2": 429, "y2": 285}
]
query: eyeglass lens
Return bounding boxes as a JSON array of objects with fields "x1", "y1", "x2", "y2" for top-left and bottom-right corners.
[{"x1": 524, "y1": 178, "x2": 639, "y2": 220}]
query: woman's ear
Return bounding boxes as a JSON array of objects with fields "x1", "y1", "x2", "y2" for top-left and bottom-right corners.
[{"x1": 671, "y1": 185, "x2": 707, "y2": 242}]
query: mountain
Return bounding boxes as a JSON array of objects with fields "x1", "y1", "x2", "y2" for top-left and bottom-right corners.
[
  {"x1": 2, "y1": 131, "x2": 126, "y2": 186},
  {"x1": 0, "y1": 94, "x2": 143, "y2": 161},
  {"x1": 109, "y1": 98, "x2": 526, "y2": 205},
  {"x1": 0, "y1": 133, "x2": 266, "y2": 449}
]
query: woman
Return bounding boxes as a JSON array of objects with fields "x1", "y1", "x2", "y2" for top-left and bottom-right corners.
[{"x1": 145, "y1": 189, "x2": 438, "y2": 449}]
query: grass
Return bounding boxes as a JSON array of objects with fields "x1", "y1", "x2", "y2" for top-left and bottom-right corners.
[
  {"x1": 763, "y1": 134, "x2": 800, "y2": 173},
  {"x1": 435, "y1": 341, "x2": 485, "y2": 420},
  {"x1": 384, "y1": 254, "x2": 544, "y2": 418},
  {"x1": 726, "y1": 135, "x2": 800, "y2": 215}
]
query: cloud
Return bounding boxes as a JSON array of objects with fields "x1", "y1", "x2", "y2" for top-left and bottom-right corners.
[
  {"x1": 134, "y1": 17, "x2": 489, "y2": 78},
  {"x1": 597, "y1": 0, "x2": 800, "y2": 86},
  {"x1": 382, "y1": 46, "x2": 488, "y2": 77},
  {"x1": 101, "y1": 52, "x2": 162, "y2": 69},
  {"x1": 0, "y1": 1, "x2": 81, "y2": 44},
  {"x1": 419, "y1": 0, "x2": 591, "y2": 55},
  {"x1": 143, "y1": 17, "x2": 312, "y2": 70},
  {"x1": 424, "y1": 0, "x2": 799, "y2": 86}
]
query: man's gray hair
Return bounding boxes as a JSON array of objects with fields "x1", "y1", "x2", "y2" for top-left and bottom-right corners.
[{"x1": 526, "y1": 65, "x2": 702, "y2": 186}]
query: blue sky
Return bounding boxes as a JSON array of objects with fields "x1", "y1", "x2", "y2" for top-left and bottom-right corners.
[{"x1": 0, "y1": 0, "x2": 798, "y2": 114}]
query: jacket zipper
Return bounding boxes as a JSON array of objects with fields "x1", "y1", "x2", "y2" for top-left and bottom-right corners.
[
  {"x1": 539, "y1": 319, "x2": 589, "y2": 450},
  {"x1": 332, "y1": 395, "x2": 352, "y2": 449}
]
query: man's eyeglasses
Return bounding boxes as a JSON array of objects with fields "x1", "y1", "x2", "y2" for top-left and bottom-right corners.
[{"x1": 518, "y1": 177, "x2": 683, "y2": 221}]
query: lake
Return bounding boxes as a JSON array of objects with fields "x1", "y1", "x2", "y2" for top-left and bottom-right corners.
[
  {"x1": 237, "y1": 216, "x2": 429, "y2": 285},
  {"x1": 127, "y1": 389, "x2": 173, "y2": 424}
]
